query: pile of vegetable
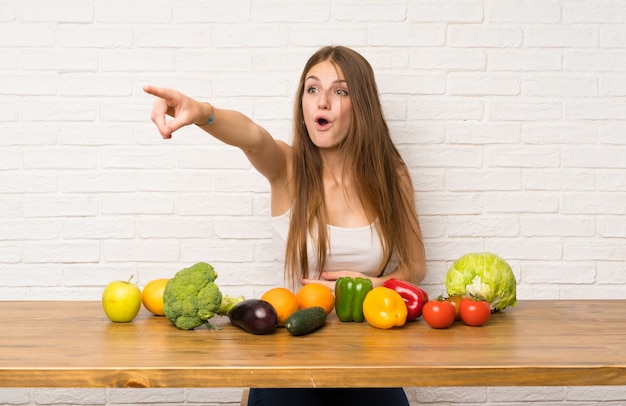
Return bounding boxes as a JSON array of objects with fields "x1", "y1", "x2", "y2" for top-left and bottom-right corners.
[
  {"x1": 164, "y1": 252, "x2": 516, "y2": 334},
  {"x1": 163, "y1": 262, "x2": 244, "y2": 330},
  {"x1": 334, "y1": 276, "x2": 429, "y2": 330}
]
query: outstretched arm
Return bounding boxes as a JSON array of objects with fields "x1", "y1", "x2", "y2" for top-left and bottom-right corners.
[{"x1": 143, "y1": 85, "x2": 289, "y2": 183}]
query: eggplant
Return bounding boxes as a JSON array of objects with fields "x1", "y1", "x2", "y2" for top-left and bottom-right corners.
[{"x1": 227, "y1": 299, "x2": 277, "y2": 335}]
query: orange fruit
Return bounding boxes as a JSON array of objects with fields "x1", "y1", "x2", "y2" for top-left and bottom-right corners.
[
  {"x1": 142, "y1": 278, "x2": 169, "y2": 316},
  {"x1": 296, "y1": 284, "x2": 335, "y2": 315},
  {"x1": 261, "y1": 287, "x2": 299, "y2": 327}
]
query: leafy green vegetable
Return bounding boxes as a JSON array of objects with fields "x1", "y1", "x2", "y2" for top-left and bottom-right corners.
[
  {"x1": 444, "y1": 252, "x2": 516, "y2": 311},
  {"x1": 163, "y1": 262, "x2": 244, "y2": 330}
]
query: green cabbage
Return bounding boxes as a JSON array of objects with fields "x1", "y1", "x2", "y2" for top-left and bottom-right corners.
[{"x1": 444, "y1": 252, "x2": 517, "y2": 311}]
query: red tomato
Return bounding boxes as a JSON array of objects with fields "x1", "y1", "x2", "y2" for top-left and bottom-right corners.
[
  {"x1": 459, "y1": 298, "x2": 491, "y2": 327},
  {"x1": 446, "y1": 295, "x2": 463, "y2": 321},
  {"x1": 422, "y1": 299, "x2": 456, "y2": 329}
]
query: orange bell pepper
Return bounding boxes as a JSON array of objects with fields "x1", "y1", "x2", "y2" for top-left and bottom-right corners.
[{"x1": 362, "y1": 287, "x2": 408, "y2": 329}]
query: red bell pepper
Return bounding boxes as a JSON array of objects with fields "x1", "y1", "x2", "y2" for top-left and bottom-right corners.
[{"x1": 382, "y1": 278, "x2": 429, "y2": 321}]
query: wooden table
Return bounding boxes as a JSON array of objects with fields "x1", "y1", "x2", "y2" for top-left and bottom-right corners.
[{"x1": 1, "y1": 300, "x2": 625, "y2": 388}]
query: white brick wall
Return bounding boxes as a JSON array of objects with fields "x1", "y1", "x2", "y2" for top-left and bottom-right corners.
[{"x1": 1, "y1": 0, "x2": 625, "y2": 404}]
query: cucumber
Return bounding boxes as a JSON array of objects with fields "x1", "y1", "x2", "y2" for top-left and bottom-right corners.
[{"x1": 285, "y1": 306, "x2": 327, "y2": 336}]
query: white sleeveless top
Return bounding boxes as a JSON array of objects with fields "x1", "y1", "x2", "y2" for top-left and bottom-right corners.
[{"x1": 271, "y1": 210, "x2": 396, "y2": 279}]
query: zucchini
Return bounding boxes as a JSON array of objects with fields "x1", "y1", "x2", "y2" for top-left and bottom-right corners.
[{"x1": 285, "y1": 306, "x2": 327, "y2": 336}]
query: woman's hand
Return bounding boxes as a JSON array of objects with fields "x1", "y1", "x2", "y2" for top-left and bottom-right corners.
[
  {"x1": 302, "y1": 270, "x2": 378, "y2": 292},
  {"x1": 143, "y1": 85, "x2": 210, "y2": 139}
]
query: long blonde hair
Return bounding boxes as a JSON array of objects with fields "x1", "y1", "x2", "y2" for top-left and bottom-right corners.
[{"x1": 286, "y1": 46, "x2": 422, "y2": 287}]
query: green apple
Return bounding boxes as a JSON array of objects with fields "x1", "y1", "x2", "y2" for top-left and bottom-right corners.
[{"x1": 102, "y1": 276, "x2": 142, "y2": 322}]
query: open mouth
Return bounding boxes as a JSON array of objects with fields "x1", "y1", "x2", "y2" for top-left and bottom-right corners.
[{"x1": 315, "y1": 116, "x2": 332, "y2": 129}]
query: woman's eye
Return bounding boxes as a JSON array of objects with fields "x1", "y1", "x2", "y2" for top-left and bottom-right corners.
[
  {"x1": 306, "y1": 86, "x2": 319, "y2": 94},
  {"x1": 335, "y1": 89, "x2": 349, "y2": 96}
]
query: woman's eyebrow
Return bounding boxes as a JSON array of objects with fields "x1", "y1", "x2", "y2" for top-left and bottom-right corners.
[{"x1": 305, "y1": 75, "x2": 347, "y2": 85}]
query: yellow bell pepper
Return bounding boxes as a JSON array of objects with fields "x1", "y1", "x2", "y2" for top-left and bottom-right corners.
[{"x1": 362, "y1": 287, "x2": 408, "y2": 329}]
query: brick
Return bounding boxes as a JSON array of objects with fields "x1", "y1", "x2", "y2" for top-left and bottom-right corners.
[
  {"x1": 409, "y1": 48, "x2": 486, "y2": 71},
  {"x1": 59, "y1": 73, "x2": 133, "y2": 97},
  {"x1": 0, "y1": 148, "x2": 19, "y2": 170},
  {"x1": 487, "y1": 0, "x2": 561, "y2": 23},
  {"x1": 101, "y1": 147, "x2": 175, "y2": 169},
  {"x1": 408, "y1": 145, "x2": 483, "y2": 168},
  {"x1": 565, "y1": 0, "x2": 626, "y2": 23},
  {"x1": 489, "y1": 49, "x2": 562, "y2": 71},
  {"x1": 447, "y1": 122, "x2": 521, "y2": 145},
  {"x1": 58, "y1": 25, "x2": 133, "y2": 48},
  {"x1": 21, "y1": 48, "x2": 98, "y2": 71},
  {"x1": 177, "y1": 147, "x2": 250, "y2": 169},
  {"x1": 368, "y1": 24, "x2": 446, "y2": 47},
  {"x1": 597, "y1": 169, "x2": 626, "y2": 191},
  {"x1": 0, "y1": 73, "x2": 58, "y2": 95},
  {"x1": 448, "y1": 25, "x2": 523, "y2": 48},
  {"x1": 175, "y1": 193, "x2": 253, "y2": 216},
  {"x1": 0, "y1": 22, "x2": 56, "y2": 46},
  {"x1": 565, "y1": 238, "x2": 626, "y2": 261},
  {"x1": 524, "y1": 25, "x2": 598, "y2": 48},
  {"x1": 63, "y1": 217, "x2": 135, "y2": 239},
  {"x1": 524, "y1": 169, "x2": 595, "y2": 191},
  {"x1": 20, "y1": 0, "x2": 92, "y2": 22},
  {"x1": 561, "y1": 192, "x2": 626, "y2": 215},
  {"x1": 20, "y1": 99, "x2": 98, "y2": 122},
  {"x1": 416, "y1": 193, "x2": 483, "y2": 215},
  {"x1": 23, "y1": 241, "x2": 101, "y2": 263},
  {"x1": 562, "y1": 146, "x2": 626, "y2": 168},
  {"x1": 407, "y1": 0, "x2": 483, "y2": 23},
  {"x1": 521, "y1": 216, "x2": 596, "y2": 237},
  {"x1": 0, "y1": 264, "x2": 61, "y2": 286},
  {"x1": 600, "y1": 74, "x2": 626, "y2": 96},
  {"x1": 180, "y1": 239, "x2": 256, "y2": 262},
  {"x1": 600, "y1": 24, "x2": 626, "y2": 48},
  {"x1": 408, "y1": 98, "x2": 484, "y2": 120},
  {"x1": 446, "y1": 169, "x2": 521, "y2": 191},
  {"x1": 32, "y1": 388, "x2": 105, "y2": 405},
  {"x1": 523, "y1": 75, "x2": 598, "y2": 97},
  {"x1": 213, "y1": 23, "x2": 289, "y2": 48},
  {"x1": 96, "y1": 0, "x2": 170, "y2": 23},
  {"x1": 335, "y1": 4, "x2": 406, "y2": 22},
  {"x1": 139, "y1": 171, "x2": 213, "y2": 192},
  {"x1": 521, "y1": 123, "x2": 598, "y2": 144},
  {"x1": 103, "y1": 240, "x2": 180, "y2": 262},
  {"x1": 489, "y1": 101, "x2": 562, "y2": 121},
  {"x1": 0, "y1": 219, "x2": 60, "y2": 240},
  {"x1": 487, "y1": 237, "x2": 563, "y2": 260},
  {"x1": 448, "y1": 73, "x2": 520, "y2": 96},
  {"x1": 137, "y1": 216, "x2": 213, "y2": 239},
  {"x1": 564, "y1": 50, "x2": 626, "y2": 72},
  {"x1": 0, "y1": 243, "x2": 21, "y2": 264},
  {"x1": 252, "y1": 0, "x2": 329, "y2": 22},
  {"x1": 483, "y1": 192, "x2": 559, "y2": 214},
  {"x1": 447, "y1": 215, "x2": 520, "y2": 237},
  {"x1": 487, "y1": 147, "x2": 560, "y2": 168},
  {"x1": 22, "y1": 147, "x2": 98, "y2": 169},
  {"x1": 100, "y1": 193, "x2": 175, "y2": 215},
  {"x1": 107, "y1": 388, "x2": 185, "y2": 404},
  {"x1": 23, "y1": 195, "x2": 98, "y2": 217},
  {"x1": 597, "y1": 215, "x2": 626, "y2": 237}
]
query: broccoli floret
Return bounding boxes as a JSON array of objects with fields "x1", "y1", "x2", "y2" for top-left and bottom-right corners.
[{"x1": 163, "y1": 262, "x2": 243, "y2": 330}]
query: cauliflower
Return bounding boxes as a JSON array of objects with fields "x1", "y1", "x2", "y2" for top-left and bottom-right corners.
[{"x1": 163, "y1": 262, "x2": 244, "y2": 330}]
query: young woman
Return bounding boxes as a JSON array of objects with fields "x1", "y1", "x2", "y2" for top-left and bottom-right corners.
[{"x1": 145, "y1": 45, "x2": 426, "y2": 406}]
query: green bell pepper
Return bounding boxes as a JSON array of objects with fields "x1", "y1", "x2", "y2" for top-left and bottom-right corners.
[{"x1": 334, "y1": 277, "x2": 373, "y2": 322}]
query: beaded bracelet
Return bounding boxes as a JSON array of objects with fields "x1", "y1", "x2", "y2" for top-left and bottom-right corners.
[{"x1": 197, "y1": 103, "x2": 214, "y2": 126}]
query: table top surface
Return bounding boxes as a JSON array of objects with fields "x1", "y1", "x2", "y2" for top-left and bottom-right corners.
[{"x1": 1, "y1": 299, "x2": 625, "y2": 388}]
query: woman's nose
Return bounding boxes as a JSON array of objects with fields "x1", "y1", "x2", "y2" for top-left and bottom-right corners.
[{"x1": 318, "y1": 91, "x2": 330, "y2": 110}]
